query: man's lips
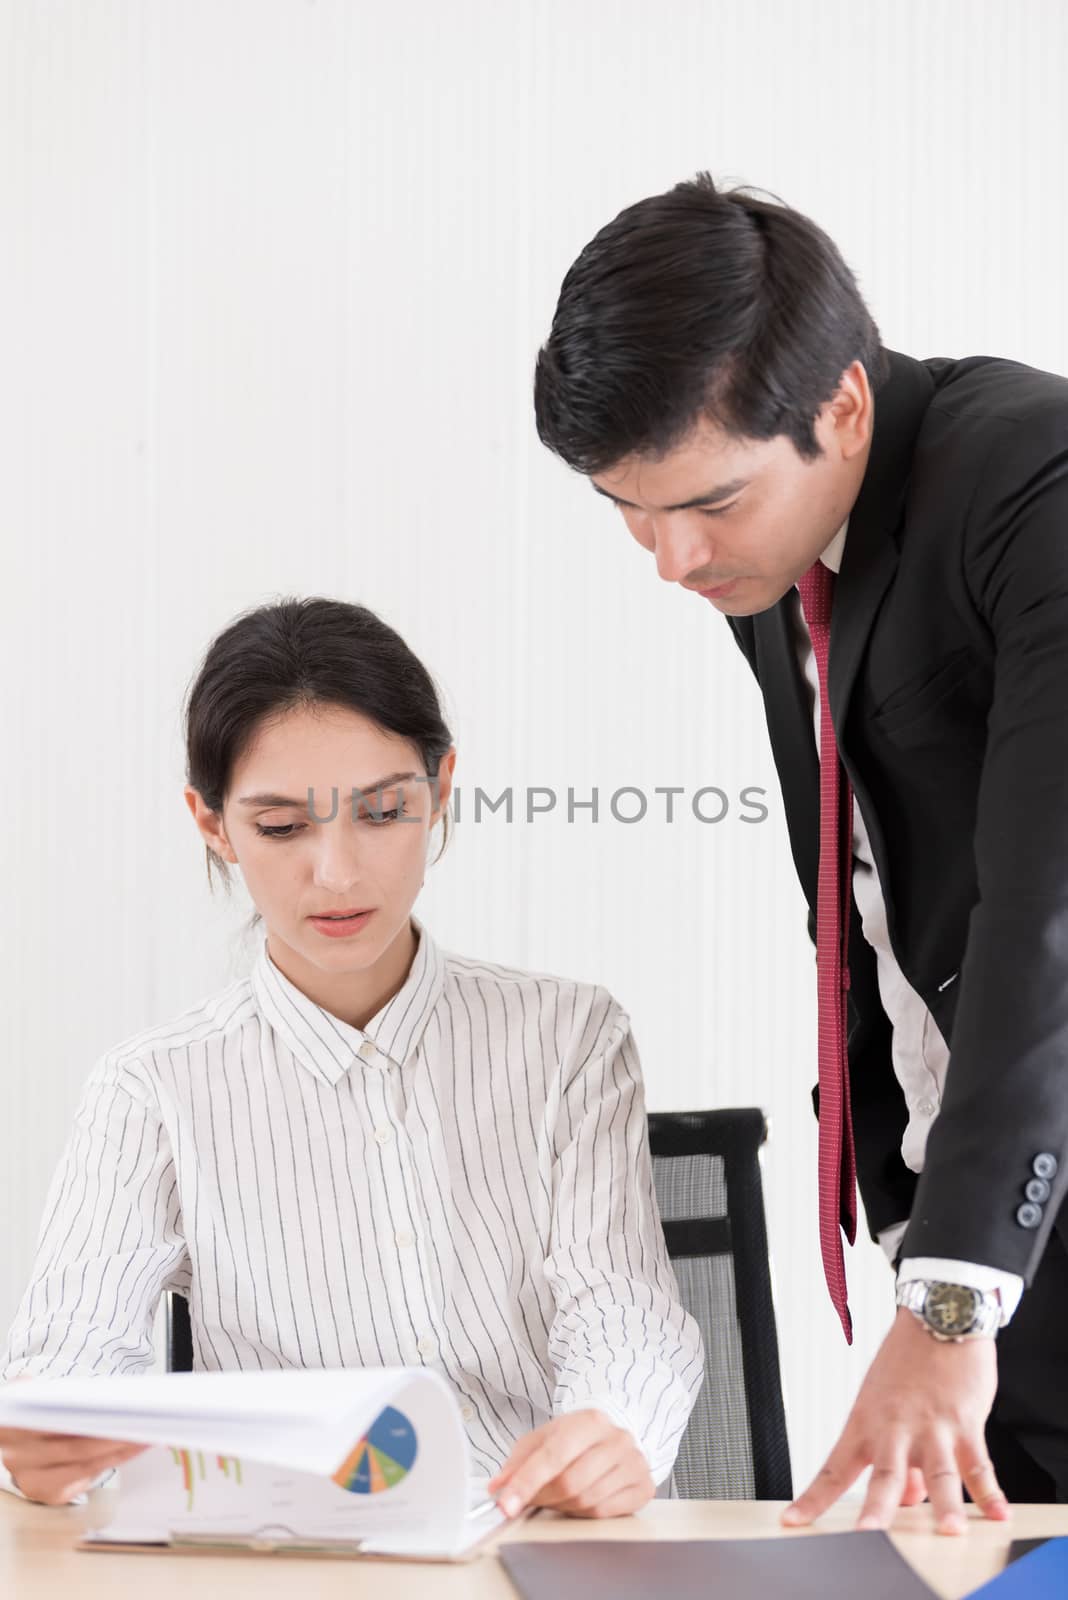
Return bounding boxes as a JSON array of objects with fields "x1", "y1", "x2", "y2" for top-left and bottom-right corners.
[{"x1": 695, "y1": 578, "x2": 742, "y2": 598}]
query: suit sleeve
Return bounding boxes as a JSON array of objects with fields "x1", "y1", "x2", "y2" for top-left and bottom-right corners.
[{"x1": 900, "y1": 414, "x2": 1068, "y2": 1273}]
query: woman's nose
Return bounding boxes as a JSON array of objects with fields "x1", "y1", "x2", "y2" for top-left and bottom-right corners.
[{"x1": 311, "y1": 824, "x2": 364, "y2": 892}]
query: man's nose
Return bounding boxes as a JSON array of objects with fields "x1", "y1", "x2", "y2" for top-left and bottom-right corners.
[{"x1": 651, "y1": 516, "x2": 714, "y2": 585}]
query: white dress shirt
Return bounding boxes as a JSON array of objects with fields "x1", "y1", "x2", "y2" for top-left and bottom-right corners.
[
  {"x1": 1, "y1": 918, "x2": 703, "y2": 1501},
  {"x1": 794, "y1": 522, "x2": 1023, "y2": 1320}
]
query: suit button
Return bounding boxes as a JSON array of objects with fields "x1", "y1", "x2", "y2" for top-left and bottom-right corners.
[
  {"x1": 1016, "y1": 1202, "x2": 1043, "y2": 1229},
  {"x1": 1032, "y1": 1153, "x2": 1058, "y2": 1181},
  {"x1": 1025, "y1": 1177, "x2": 1051, "y2": 1205}
]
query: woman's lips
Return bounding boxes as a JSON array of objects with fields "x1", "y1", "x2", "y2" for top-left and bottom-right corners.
[{"x1": 308, "y1": 910, "x2": 375, "y2": 938}]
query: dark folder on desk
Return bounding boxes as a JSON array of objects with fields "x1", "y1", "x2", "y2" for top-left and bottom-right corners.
[{"x1": 500, "y1": 1531, "x2": 936, "y2": 1600}]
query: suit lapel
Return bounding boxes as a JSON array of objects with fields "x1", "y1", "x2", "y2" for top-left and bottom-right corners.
[
  {"x1": 829, "y1": 350, "x2": 937, "y2": 732},
  {"x1": 745, "y1": 349, "x2": 937, "y2": 902}
]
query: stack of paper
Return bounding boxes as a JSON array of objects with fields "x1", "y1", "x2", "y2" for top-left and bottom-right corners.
[{"x1": 0, "y1": 1367, "x2": 507, "y2": 1560}]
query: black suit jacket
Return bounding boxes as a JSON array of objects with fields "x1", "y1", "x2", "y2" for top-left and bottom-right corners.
[{"x1": 727, "y1": 347, "x2": 1068, "y2": 1281}]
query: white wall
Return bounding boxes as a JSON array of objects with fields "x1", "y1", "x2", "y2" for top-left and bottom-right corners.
[{"x1": 3, "y1": 0, "x2": 1066, "y2": 1493}]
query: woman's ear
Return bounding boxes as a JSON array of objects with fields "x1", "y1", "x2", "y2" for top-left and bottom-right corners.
[
  {"x1": 183, "y1": 785, "x2": 239, "y2": 865},
  {"x1": 430, "y1": 749, "x2": 457, "y2": 822}
]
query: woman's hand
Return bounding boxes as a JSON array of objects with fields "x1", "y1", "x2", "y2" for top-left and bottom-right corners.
[
  {"x1": 488, "y1": 1409, "x2": 654, "y2": 1519},
  {"x1": 0, "y1": 1424, "x2": 149, "y2": 1505}
]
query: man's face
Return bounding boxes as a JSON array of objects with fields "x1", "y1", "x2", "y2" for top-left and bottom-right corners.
[{"x1": 589, "y1": 364, "x2": 872, "y2": 617}]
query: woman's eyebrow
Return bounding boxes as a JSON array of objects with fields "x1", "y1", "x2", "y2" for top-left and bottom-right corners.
[{"x1": 237, "y1": 772, "x2": 420, "y2": 807}]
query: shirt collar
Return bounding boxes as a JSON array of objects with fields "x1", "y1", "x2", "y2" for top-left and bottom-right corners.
[
  {"x1": 818, "y1": 516, "x2": 849, "y2": 574},
  {"x1": 250, "y1": 915, "x2": 446, "y2": 1086}
]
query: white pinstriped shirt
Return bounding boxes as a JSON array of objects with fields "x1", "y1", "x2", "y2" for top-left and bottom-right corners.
[{"x1": 1, "y1": 918, "x2": 703, "y2": 1495}]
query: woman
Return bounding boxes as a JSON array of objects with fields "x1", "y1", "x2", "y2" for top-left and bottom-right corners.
[{"x1": 0, "y1": 597, "x2": 702, "y2": 1517}]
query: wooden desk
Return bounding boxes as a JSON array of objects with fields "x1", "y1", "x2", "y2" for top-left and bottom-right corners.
[{"x1": 2, "y1": 1492, "x2": 1065, "y2": 1598}]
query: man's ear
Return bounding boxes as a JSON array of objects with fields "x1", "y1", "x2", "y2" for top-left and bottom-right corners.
[{"x1": 828, "y1": 359, "x2": 873, "y2": 460}]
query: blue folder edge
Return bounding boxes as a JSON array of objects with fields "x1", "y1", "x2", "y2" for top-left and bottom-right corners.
[{"x1": 965, "y1": 1536, "x2": 1068, "y2": 1598}]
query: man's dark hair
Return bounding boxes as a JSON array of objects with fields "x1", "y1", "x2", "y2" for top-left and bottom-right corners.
[{"x1": 534, "y1": 172, "x2": 889, "y2": 472}]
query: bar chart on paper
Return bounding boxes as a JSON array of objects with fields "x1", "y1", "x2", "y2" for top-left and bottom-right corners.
[
  {"x1": 331, "y1": 1405, "x2": 418, "y2": 1494},
  {"x1": 170, "y1": 1448, "x2": 243, "y2": 1511}
]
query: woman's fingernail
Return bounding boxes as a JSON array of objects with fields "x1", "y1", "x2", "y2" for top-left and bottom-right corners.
[
  {"x1": 500, "y1": 1493, "x2": 521, "y2": 1517},
  {"x1": 66, "y1": 1478, "x2": 93, "y2": 1499}
]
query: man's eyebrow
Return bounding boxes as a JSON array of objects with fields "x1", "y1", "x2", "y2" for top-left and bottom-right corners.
[
  {"x1": 237, "y1": 772, "x2": 421, "y2": 807},
  {"x1": 590, "y1": 476, "x2": 750, "y2": 512}
]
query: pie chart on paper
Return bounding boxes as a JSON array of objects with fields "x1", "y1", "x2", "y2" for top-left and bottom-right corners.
[{"x1": 332, "y1": 1405, "x2": 419, "y2": 1494}]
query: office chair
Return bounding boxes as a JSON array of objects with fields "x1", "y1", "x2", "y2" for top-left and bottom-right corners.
[{"x1": 647, "y1": 1107, "x2": 792, "y2": 1500}]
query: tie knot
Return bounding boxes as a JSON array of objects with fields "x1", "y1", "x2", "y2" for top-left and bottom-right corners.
[{"x1": 798, "y1": 559, "x2": 834, "y2": 629}]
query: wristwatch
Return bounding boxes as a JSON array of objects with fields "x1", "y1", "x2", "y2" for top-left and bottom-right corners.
[{"x1": 895, "y1": 1279, "x2": 1001, "y2": 1341}]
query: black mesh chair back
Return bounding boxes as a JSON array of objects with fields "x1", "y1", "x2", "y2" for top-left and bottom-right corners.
[
  {"x1": 164, "y1": 1290, "x2": 193, "y2": 1373},
  {"x1": 648, "y1": 1107, "x2": 792, "y2": 1499}
]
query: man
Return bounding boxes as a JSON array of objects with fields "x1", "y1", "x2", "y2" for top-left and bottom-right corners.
[{"x1": 532, "y1": 171, "x2": 1068, "y2": 1533}]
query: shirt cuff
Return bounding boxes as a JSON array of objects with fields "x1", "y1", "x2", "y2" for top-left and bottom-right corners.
[
  {"x1": 897, "y1": 1257, "x2": 1025, "y2": 1325},
  {"x1": 876, "y1": 1220, "x2": 909, "y2": 1266},
  {"x1": 554, "y1": 1393, "x2": 638, "y2": 1441}
]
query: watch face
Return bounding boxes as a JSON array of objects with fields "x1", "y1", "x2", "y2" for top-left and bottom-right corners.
[{"x1": 925, "y1": 1283, "x2": 981, "y2": 1335}]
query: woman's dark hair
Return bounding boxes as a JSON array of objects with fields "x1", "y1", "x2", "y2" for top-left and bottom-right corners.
[
  {"x1": 183, "y1": 596, "x2": 455, "y2": 904},
  {"x1": 534, "y1": 171, "x2": 889, "y2": 472}
]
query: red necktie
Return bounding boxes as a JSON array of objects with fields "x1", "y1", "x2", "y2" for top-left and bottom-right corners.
[{"x1": 798, "y1": 560, "x2": 857, "y2": 1343}]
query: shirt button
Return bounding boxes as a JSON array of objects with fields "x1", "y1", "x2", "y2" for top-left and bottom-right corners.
[
  {"x1": 357, "y1": 1041, "x2": 376, "y2": 1062},
  {"x1": 1032, "y1": 1152, "x2": 1058, "y2": 1181},
  {"x1": 1016, "y1": 1202, "x2": 1043, "y2": 1230},
  {"x1": 1025, "y1": 1177, "x2": 1051, "y2": 1205},
  {"x1": 916, "y1": 1100, "x2": 936, "y2": 1117},
  {"x1": 416, "y1": 1336, "x2": 436, "y2": 1359},
  {"x1": 460, "y1": 1404, "x2": 475, "y2": 1422},
  {"x1": 373, "y1": 1125, "x2": 393, "y2": 1146},
  {"x1": 394, "y1": 1229, "x2": 414, "y2": 1249}
]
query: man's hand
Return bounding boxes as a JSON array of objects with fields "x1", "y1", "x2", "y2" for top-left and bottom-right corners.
[
  {"x1": 0, "y1": 1425, "x2": 148, "y2": 1505},
  {"x1": 783, "y1": 1308, "x2": 1010, "y2": 1535},
  {"x1": 488, "y1": 1409, "x2": 654, "y2": 1519}
]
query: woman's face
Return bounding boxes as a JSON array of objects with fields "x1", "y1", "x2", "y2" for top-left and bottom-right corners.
[{"x1": 185, "y1": 702, "x2": 455, "y2": 980}]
